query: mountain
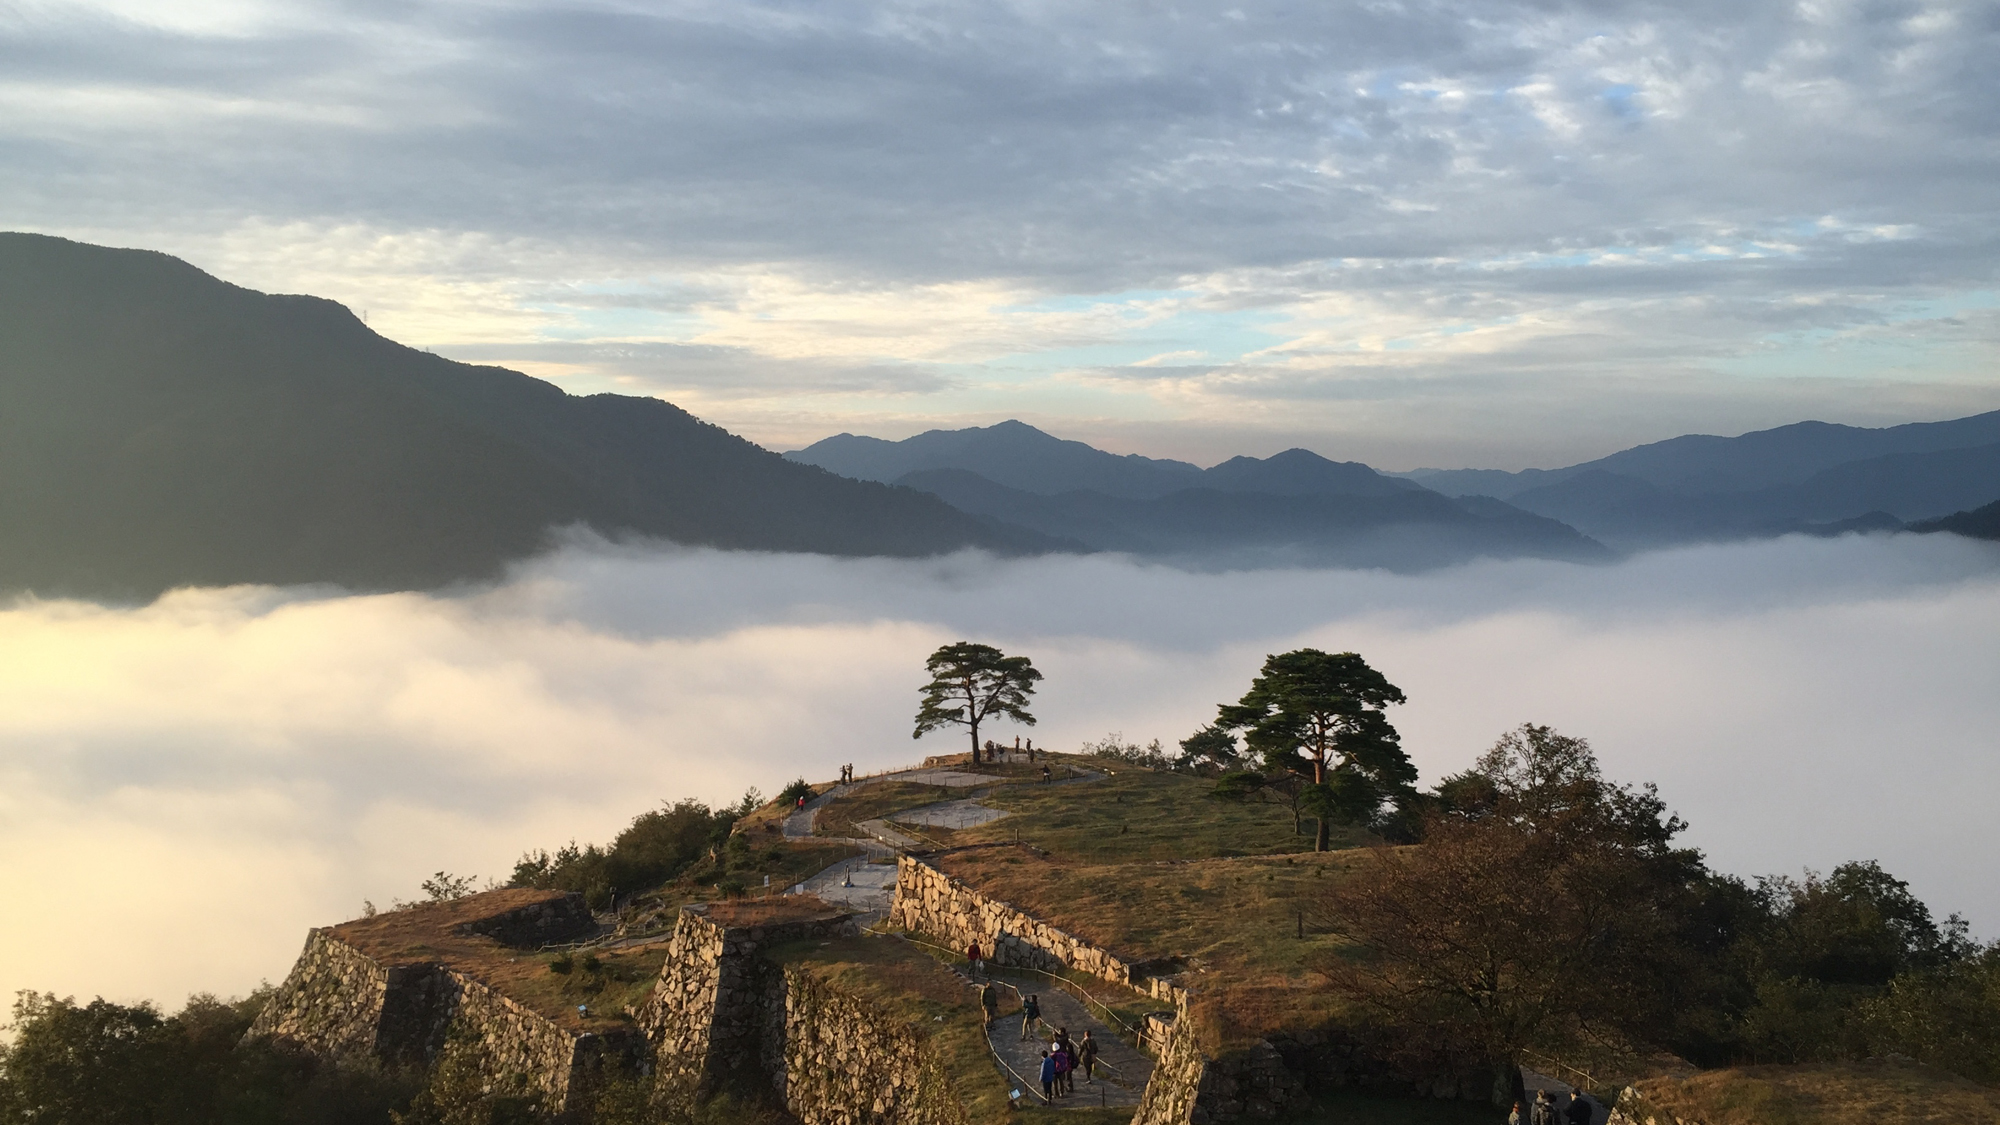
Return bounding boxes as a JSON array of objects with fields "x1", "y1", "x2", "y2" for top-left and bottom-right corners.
[
  {"x1": 1910, "y1": 498, "x2": 2000, "y2": 541},
  {"x1": 791, "y1": 422, "x2": 1430, "y2": 500},
  {"x1": 895, "y1": 469, "x2": 1610, "y2": 570},
  {"x1": 1200, "y1": 448, "x2": 1426, "y2": 497},
  {"x1": 786, "y1": 421, "x2": 1204, "y2": 499},
  {"x1": 1403, "y1": 412, "x2": 2000, "y2": 500},
  {"x1": 0, "y1": 234, "x2": 1052, "y2": 598},
  {"x1": 1504, "y1": 443, "x2": 2000, "y2": 549}
]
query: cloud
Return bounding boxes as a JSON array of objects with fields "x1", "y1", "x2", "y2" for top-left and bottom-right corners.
[
  {"x1": 2, "y1": 532, "x2": 1998, "y2": 1008},
  {"x1": 4, "y1": 0, "x2": 1999, "y2": 464}
]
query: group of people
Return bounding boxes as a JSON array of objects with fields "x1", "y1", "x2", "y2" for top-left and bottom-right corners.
[
  {"x1": 1511, "y1": 1087, "x2": 1594, "y2": 1125},
  {"x1": 1036, "y1": 1025, "x2": 1098, "y2": 1101},
  {"x1": 837, "y1": 763, "x2": 854, "y2": 783},
  {"x1": 967, "y1": 948, "x2": 1104, "y2": 1106}
]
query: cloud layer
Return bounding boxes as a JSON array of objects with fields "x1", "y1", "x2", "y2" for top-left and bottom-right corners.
[
  {"x1": 4, "y1": 0, "x2": 1998, "y2": 463},
  {"x1": 3, "y1": 532, "x2": 1998, "y2": 1008}
]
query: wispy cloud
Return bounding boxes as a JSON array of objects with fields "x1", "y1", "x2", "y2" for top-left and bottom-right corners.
[{"x1": 4, "y1": 0, "x2": 1998, "y2": 463}]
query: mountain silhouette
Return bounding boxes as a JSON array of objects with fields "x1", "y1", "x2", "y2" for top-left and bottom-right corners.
[
  {"x1": 787, "y1": 420, "x2": 1205, "y2": 498},
  {"x1": 0, "y1": 234, "x2": 1052, "y2": 598}
]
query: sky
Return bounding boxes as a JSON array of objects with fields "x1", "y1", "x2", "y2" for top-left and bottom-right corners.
[
  {"x1": 2, "y1": 532, "x2": 1997, "y2": 1007},
  {"x1": 4, "y1": 0, "x2": 2000, "y2": 467}
]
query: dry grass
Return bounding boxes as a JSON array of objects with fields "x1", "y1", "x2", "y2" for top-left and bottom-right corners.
[
  {"x1": 768, "y1": 935, "x2": 1016, "y2": 1125},
  {"x1": 1623, "y1": 1062, "x2": 2000, "y2": 1125},
  {"x1": 326, "y1": 889, "x2": 665, "y2": 1033},
  {"x1": 701, "y1": 895, "x2": 850, "y2": 927},
  {"x1": 932, "y1": 845, "x2": 1373, "y2": 1049},
  {"x1": 948, "y1": 760, "x2": 1366, "y2": 864},
  {"x1": 813, "y1": 780, "x2": 983, "y2": 838}
]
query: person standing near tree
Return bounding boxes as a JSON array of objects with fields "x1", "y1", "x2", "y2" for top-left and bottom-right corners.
[{"x1": 913, "y1": 642, "x2": 1041, "y2": 766}]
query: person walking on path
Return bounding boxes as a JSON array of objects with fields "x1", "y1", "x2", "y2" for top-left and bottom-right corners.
[
  {"x1": 1564, "y1": 1092, "x2": 1593, "y2": 1125},
  {"x1": 980, "y1": 981, "x2": 999, "y2": 1023},
  {"x1": 965, "y1": 939, "x2": 983, "y2": 976},
  {"x1": 1020, "y1": 994, "x2": 1041, "y2": 1039},
  {"x1": 1077, "y1": 1030, "x2": 1099, "y2": 1084},
  {"x1": 1051, "y1": 1040, "x2": 1071, "y2": 1098},
  {"x1": 1038, "y1": 1050, "x2": 1056, "y2": 1103},
  {"x1": 1531, "y1": 1089, "x2": 1557, "y2": 1125}
]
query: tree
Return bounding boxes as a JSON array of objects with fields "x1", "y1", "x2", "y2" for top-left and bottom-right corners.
[
  {"x1": 912, "y1": 642, "x2": 1041, "y2": 764},
  {"x1": 1177, "y1": 724, "x2": 1241, "y2": 773},
  {"x1": 1215, "y1": 649, "x2": 1413, "y2": 850},
  {"x1": 1312, "y1": 725, "x2": 1705, "y2": 1101}
]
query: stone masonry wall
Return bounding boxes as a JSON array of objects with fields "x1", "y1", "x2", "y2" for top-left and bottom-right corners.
[
  {"x1": 636, "y1": 905, "x2": 859, "y2": 1101},
  {"x1": 774, "y1": 966, "x2": 971, "y2": 1125},
  {"x1": 248, "y1": 929, "x2": 394, "y2": 1061},
  {"x1": 888, "y1": 855, "x2": 1142, "y2": 987},
  {"x1": 247, "y1": 927, "x2": 633, "y2": 1115}
]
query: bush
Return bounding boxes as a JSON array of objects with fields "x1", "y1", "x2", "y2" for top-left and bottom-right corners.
[
  {"x1": 776, "y1": 778, "x2": 815, "y2": 806},
  {"x1": 511, "y1": 790, "x2": 762, "y2": 899}
]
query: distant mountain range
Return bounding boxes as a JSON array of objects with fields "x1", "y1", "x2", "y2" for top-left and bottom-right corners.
[
  {"x1": 7, "y1": 233, "x2": 1994, "y2": 599},
  {"x1": 787, "y1": 423, "x2": 1609, "y2": 568},
  {"x1": 1396, "y1": 414, "x2": 2000, "y2": 549},
  {"x1": 0, "y1": 234, "x2": 1047, "y2": 598}
]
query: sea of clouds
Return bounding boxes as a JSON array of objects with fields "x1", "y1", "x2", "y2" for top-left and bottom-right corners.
[{"x1": 3, "y1": 530, "x2": 1998, "y2": 1009}]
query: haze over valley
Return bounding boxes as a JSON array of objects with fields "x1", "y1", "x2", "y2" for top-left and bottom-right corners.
[{"x1": 4, "y1": 1, "x2": 2000, "y2": 1119}]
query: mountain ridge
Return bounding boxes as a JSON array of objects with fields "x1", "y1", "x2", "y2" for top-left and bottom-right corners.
[{"x1": 0, "y1": 233, "x2": 1053, "y2": 598}]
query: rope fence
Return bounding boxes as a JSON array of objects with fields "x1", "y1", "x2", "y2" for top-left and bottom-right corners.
[{"x1": 889, "y1": 931, "x2": 1153, "y2": 1064}]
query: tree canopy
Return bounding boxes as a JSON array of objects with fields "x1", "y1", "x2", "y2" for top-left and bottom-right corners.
[
  {"x1": 912, "y1": 642, "x2": 1041, "y2": 763},
  {"x1": 1215, "y1": 648, "x2": 1413, "y2": 850}
]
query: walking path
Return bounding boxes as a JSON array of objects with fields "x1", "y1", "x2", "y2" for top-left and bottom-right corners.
[
  {"x1": 982, "y1": 971, "x2": 1152, "y2": 1109},
  {"x1": 775, "y1": 759, "x2": 1150, "y2": 1111}
]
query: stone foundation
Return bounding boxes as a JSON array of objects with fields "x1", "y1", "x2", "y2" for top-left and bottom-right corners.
[
  {"x1": 246, "y1": 926, "x2": 640, "y2": 1114},
  {"x1": 888, "y1": 853, "x2": 1146, "y2": 988}
]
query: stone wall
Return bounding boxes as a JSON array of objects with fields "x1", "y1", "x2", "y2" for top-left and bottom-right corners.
[
  {"x1": 247, "y1": 926, "x2": 639, "y2": 1115},
  {"x1": 248, "y1": 929, "x2": 395, "y2": 1061},
  {"x1": 456, "y1": 894, "x2": 596, "y2": 949},
  {"x1": 888, "y1": 854, "x2": 1142, "y2": 988},
  {"x1": 636, "y1": 904, "x2": 860, "y2": 1101},
  {"x1": 773, "y1": 967, "x2": 971, "y2": 1125}
]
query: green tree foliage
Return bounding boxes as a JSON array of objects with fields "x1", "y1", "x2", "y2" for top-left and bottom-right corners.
[
  {"x1": 1177, "y1": 724, "x2": 1241, "y2": 772},
  {"x1": 511, "y1": 793, "x2": 757, "y2": 909},
  {"x1": 1314, "y1": 724, "x2": 1704, "y2": 1096},
  {"x1": 1322, "y1": 721, "x2": 2000, "y2": 1092},
  {"x1": 1215, "y1": 649, "x2": 1413, "y2": 850},
  {"x1": 912, "y1": 642, "x2": 1041, "y2": 764},
  {"x1": 0, "y1": 990, "x2": 416, "y2": 1125}
]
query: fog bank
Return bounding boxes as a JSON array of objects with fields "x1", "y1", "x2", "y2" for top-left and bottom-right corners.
[{"x1": 2, "y1": 532, "x2": 1996, "y2": 1007}]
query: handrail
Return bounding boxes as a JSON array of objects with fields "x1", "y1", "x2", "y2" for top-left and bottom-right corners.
[
  {"x1": 891, "y1": 932, "x2": 1146, "y2": 1062},
  {"x1": 1520, "y1": 1049, "x2": 1599, "y2": 1093}
]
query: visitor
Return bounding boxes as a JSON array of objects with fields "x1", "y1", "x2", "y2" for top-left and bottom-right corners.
[
  {"x1": 980, "y1": 981, "x2": 999, "y2": 1024},
  {"x1": 1078, "y1": 1030, "x2": 1099, "y2": 1084},
  {"x1": 966, "y1": 939, "x2": 983, "y2": 976},
  {"x1": 1020, "y1": 993, "x2": 1041, "y2": 1039},
  {"x1": 1041, "y1": 764, "x2": 1052, "y2": 782},
  {"x1": 1052, "y1": 1037, "x2": 1071, "y2": 1097},
  {"x1": 1038, "y1": 1050, "x2": 1055, "y2": 1103},
  {"x1": 1565, "y1": 1091, "x2": 1593, "y2": 1125},
  {"x1": 1531, "y1": 1089, "x2": 1557, "y2": 1125},
  {"x1": 1509, "y1": 1101, "x2": 1525, "y2": 1125}
]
